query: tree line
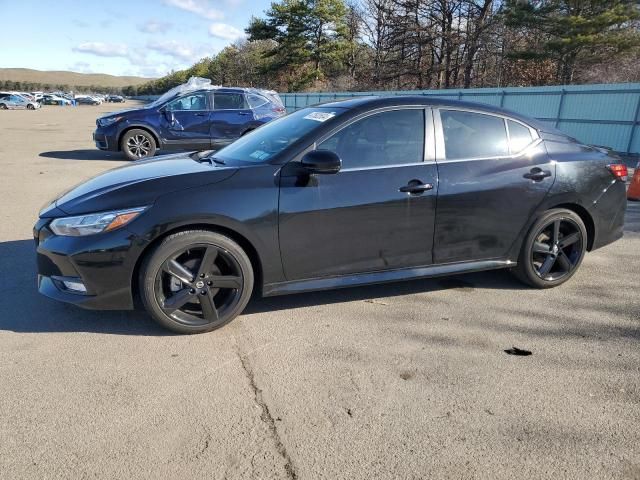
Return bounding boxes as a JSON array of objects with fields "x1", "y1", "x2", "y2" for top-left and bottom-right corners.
[
  {"x1": 133, "y1": 0, "x2": 640, "y2": 95},
  {"x1": 0, "y1": 80, "x2": 126, "y2": 95}
]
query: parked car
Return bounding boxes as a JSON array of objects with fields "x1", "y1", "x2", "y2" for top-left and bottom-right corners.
[
  {"x1": 0, "y1": 92, "x2": 41, "y2": 110},
  {"x1": 35, "y1": 96, "x2": 628, "y2": 333},
  {"x1": 93, "y1": 83, "x2": 286, "y2": 160},
  {"x1": 41, "y1": 94, "x2": 72, "y2": 106},
  {"x1": 106, "y1": 95, "x2": 125, "y2": 103},
  {"x1": 76, "y1": 96, "x2": 101, "y2": 105}
]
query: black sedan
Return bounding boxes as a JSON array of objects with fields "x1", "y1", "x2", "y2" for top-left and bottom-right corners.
[
  {"x1": 34, "y1": 97, "x2": 628, "y2": 333},
  {"x1": 76, "y1": 97, "x2": 101, "y2": 105}
]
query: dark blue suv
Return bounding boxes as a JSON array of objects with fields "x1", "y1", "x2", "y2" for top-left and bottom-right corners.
[{"x1": 94, "y1": 86, "x2": 286, "y2": 160}]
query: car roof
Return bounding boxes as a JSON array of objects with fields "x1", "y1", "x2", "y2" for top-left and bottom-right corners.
[
  {"x1": 183, "y1": 87, "x2": 276, "y2": 96},
  {"x1": 317, "y1": 95, "x2": 555, "y2": 133}
]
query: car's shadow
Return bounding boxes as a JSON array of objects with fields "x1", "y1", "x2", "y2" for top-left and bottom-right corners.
[
  {"x1": 1, "y1": 238, "x2": 525, "y2": 336},
  {"x1": 39, "y1": 150, "x2": 124, "y2": 161}
]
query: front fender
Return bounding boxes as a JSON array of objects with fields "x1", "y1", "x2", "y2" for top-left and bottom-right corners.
[
  {"x1": 116, "y1": 121, "x2": 162, "y2": 148},
  {"x1": 126, "y1": 164, "x2": 285, "y2": 286}
]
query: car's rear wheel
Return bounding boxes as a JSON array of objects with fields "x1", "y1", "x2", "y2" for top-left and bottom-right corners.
[
  {"x1": 121, "y1": 129, "x2": 156, "y2": 161},
  {"x1": 27, "y1": 104, "x2": 35, "y2": 110},
  {"x1": 513, "y1": 209, "x2": 587, "y2": 288},
  {"x1": 0, "y1": 103, "x2": 7, "y2": 110},
  {"x1": 139, "y1": 230, "x2": 254, "y2": 334}
]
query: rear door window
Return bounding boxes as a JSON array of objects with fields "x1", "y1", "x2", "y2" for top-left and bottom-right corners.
[
  {"x1": 214, "y1": 93, "x2": 248, "y2": 110},
  {"x1": 440, "y1": 110, "x2": 509, "y2": 160}
]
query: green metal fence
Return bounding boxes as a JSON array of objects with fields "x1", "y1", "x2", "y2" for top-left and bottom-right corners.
[{"x1": 280, "y1": 83, "x2": 640, "y2": 154}]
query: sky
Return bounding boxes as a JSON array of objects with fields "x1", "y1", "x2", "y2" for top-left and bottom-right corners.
[{"x1": 0, "y1": 0, "x2": 272, "y2": 78}]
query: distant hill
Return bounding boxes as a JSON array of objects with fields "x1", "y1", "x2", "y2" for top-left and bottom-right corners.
[{"x1": 0, "y1": 68, "x2": 154, "y2": 88}]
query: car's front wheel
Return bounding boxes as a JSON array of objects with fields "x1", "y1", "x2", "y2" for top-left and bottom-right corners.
[
  {"x1": 139, "y1": 230, "x2": 254, "y2": 334},
  {"x1": 0, "y1": 103, "x2": 7, "y2": 110},
  {"x1": 513, "y1": 208, "x2": 587, "y2": 288},
  {"x1": 27, "y1": 104, "x2": 35, "y2": 110},
  {"x1": 121, "y1": 129, "x2": 157, "y2": 160}
]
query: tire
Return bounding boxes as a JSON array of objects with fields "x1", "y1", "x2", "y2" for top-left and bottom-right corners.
[
  {"x1": 120, "y1": 128, "x2": 157, "y2": 161},
  {"x1": 0, "y1": 104, "x2": 7, "y2": 110},
  {"x1": 27, "y1": 104, "x2": 35, "y2": 110},
  {"x1": 513, "y1": 208, "x2": 587, "y2": 288},
  {"x1": 139, "y1": 230, "x2": 254, "y2": 334}
]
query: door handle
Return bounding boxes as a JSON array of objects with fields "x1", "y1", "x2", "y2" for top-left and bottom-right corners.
[
  {"x1": 523, "y1": 168, "x2": 552, "y2": 181},
  {"x1": 238, "y1": 112, "x2": 251, "y2": 116},
  {"x1": 399, "y1": 180, "x2": 434, "y2": 194},
  {"x1": 195, "y1": 113, "x2": 208, "y2": 117}
]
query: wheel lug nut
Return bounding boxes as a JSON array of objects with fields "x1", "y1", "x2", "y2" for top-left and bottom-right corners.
[
  {"x1": 207, "y1": 281, "x2": 212, "y2": 286},
  {"x1": 189, "y1": 288, "x2": 195, "y2": 294},
  {"x1": 200, "y1": 290, "x2": 206, "y2": 295},
  {"x1": 200, "y1": 274, "x2": 205, "y2": 278}
]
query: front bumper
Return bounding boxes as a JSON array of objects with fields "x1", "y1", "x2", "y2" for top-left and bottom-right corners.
[
  {"x1": 34, "y1": 218, "x2": 145, "y2": 310},
  {"x1": 93, "y1": 124, "x2": 119, "y2": 151}
]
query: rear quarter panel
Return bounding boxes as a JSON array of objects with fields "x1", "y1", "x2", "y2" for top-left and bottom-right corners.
[{"x1": 537, "y1": 139, "x2": 626, "y2": 250}]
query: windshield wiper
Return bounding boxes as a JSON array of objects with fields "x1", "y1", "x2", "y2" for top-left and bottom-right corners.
[{"x1": 189, "y1": 151, "x2": 225, "y2": 165}]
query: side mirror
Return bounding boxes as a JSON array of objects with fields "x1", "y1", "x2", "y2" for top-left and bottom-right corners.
[
  {"x1": 301, "y1": 149, "x2": 341, "y2": 174},
  {"x1": 162, "y1": 108, "x2": 175, "y2": 123}
]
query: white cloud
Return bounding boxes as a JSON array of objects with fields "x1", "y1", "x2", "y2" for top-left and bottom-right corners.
[
  {"x1": 208, "y1": 23, "x2": 245, "y2": 41},
  {"x1": 73, "y1": 42, "x2": 130, "y2": 58},
  {"x1": 147, "y1": 40, "x2": 209, "y2": 63},
  {"x1": 138, "y1": 20, "x2": 173, "y2": 34},
  {"x1": 164, "y1": 0, "x2": 224, "y2": 20}
]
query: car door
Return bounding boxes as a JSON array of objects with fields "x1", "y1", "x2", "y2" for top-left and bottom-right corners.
[
  {"x1": 432, "y1": 108, "x2": 555, "y2": 264},
  {"x1": 278, "y1": 107, "x2": 438, "y2": 280},
  {"x1": 9, "y1": 95, "x2": 26, "y2": 109},
  {"x1": 210, "y1": 92, "x2": 253, "y2": 149},
  {"x1": 160, "y1": 92, "x2": 212, "y2": 150}
]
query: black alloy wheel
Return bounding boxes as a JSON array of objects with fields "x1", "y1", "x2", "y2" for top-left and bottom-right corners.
[
  {"x1": 27, "y1": 104, "x2": 35, "y2": 110},
  {"x1": 140, "y1": 230, "x2": 253, "y2": 333},
  {"x1": 531, "y1": 218, "x2": 583, "y2": 281},
  {"x1": 514, "y1": 209, "x2": 587, "y2": 288},
  {"x1": 0, "y1": 103, "x2": 7, "y2": 110}
]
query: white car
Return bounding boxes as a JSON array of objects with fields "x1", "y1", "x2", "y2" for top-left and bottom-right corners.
[{"x1": 0, "y1": 92, "x2": 41, "y2": 110}]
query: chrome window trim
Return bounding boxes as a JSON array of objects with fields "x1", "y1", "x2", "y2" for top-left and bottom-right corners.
[
  {"x1": 434, "y1": 107, "x2": 541, "y2": 163},
  {"x1": 310, "y1": 105, "x2": 435, "y2": 171},
  {"x1": 340, "y1": 162, "x2": 431, "y2": 173}
]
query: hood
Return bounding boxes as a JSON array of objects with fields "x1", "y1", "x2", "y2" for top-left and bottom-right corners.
[
  {"x1": 40, "y1": 153, "x2": 237, "y2": 217},
  {"x1": 98, "y1": 106, "x2": 151, "y2": 120}
]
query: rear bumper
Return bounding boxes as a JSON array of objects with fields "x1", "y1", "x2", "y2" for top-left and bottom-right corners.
[{"x1": 591, "y1": 180, "x2": 627, "y2": 250}]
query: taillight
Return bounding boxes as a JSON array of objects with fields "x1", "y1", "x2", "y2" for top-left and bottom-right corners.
[
  {"x1": 272, "y1": 106, "x2": 286, "y2": 114},
  {"x1": 607, "y1": 164, "x2": 628, "y2": 181}
]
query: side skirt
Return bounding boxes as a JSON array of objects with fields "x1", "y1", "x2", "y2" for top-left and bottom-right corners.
[{"x1": 262, "y1": 259, "x2": 516, "y2": 297}]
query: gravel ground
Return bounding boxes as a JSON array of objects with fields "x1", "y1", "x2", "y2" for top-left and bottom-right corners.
[{"x1": 0, "y1": 103, "x2": 639, "y2": 480}]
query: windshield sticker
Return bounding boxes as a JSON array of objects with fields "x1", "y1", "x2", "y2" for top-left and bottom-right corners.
[
  {"x1": 304, "y1": 111, "x2": 336, "y2": 122},
  {"x1": 250, "y1": 150, "x2": 271, "y2": 160}
]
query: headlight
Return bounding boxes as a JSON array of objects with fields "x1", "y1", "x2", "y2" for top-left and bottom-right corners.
[
  {"x1": 49, "y1": 207, "x2": 146, "y2": 236},
  {"x1": 98, "y1": 116, "x2": 122, "y2": 127}
]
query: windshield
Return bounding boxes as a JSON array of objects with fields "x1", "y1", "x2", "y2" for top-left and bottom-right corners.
[{"x1": 214, "y1": 107, "x2": 344, "y2": 164}]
